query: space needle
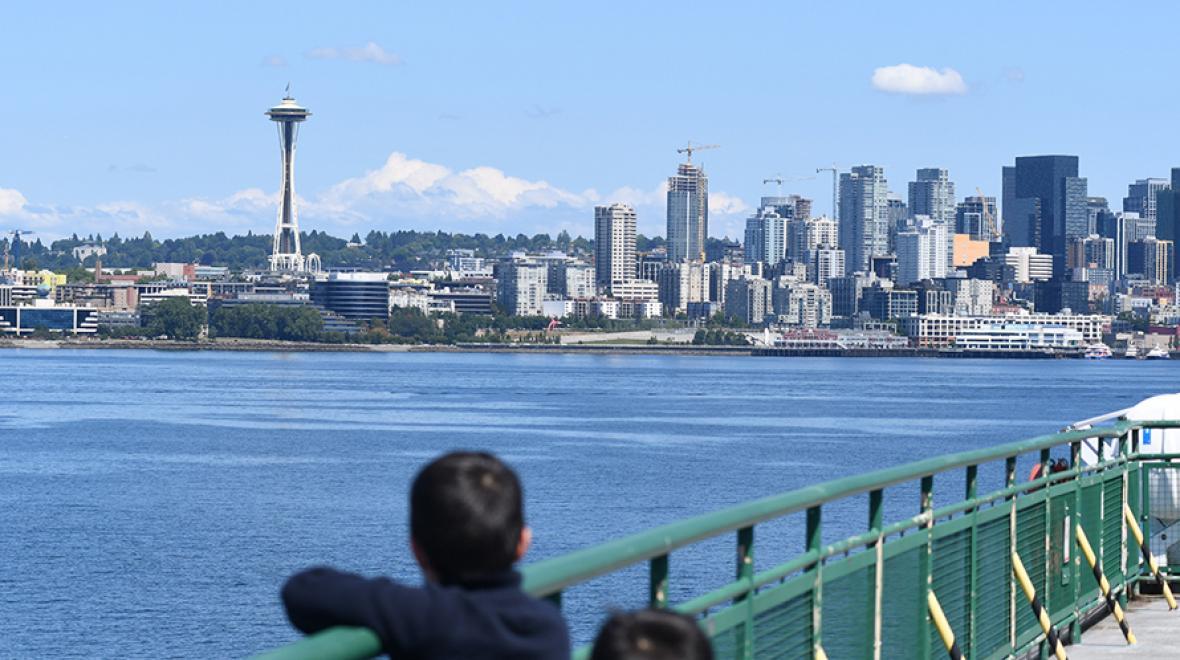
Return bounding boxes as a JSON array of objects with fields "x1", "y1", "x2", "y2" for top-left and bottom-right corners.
[{"x1": 265, "y1": 87, "x2": 320, "y2": 272}]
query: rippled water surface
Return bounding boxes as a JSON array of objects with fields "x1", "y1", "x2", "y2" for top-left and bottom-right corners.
[{"x1": 2, "y1": 349, "x2": 1176, "y2": 656}]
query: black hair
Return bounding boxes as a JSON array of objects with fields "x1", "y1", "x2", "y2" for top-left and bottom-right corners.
[
  {"x1": 409, "y1": 451, "x2": 524, "y2": 582},
  {"x1": 590, "y1": 610, "x2": 714, "y2": 660}
]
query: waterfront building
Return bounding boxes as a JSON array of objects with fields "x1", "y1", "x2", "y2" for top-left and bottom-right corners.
[
  {"x1": 839, "y1": 165, "x2": 890, "y2": 274},
  {"x1": 743, "y1": 205, "x2": 788, "y2": 266},
  {"x1": 895, "y1": 217, "x2": 949, "y2": 285},
  {"x1": 724, "y1": 277, "x2": 773, "y2": 325},
  {"x1": 428, "y1": 290, "x2": 495, "y2": 315},
  {"x1": 1123, "y1": 178, "x2": 1170, "y2": 237},
  {"x1": 666, "y1": 161, "x2": 709, "y2": 262},
  {"x1": 265, "y1": 92, "x2": 320, "y2": 273},
  {"x1": 952, "y1": 323, "x2": 1084, "y2": 351},
  {"x1": 495, "y1": 262, "x2": 547, "y2": 316},
  {"x1": 0, "y1": 301, "x2": 98, "y2": 335},
  {"x1": 955, "y1": 196, "x2": 998, "y2": 241},
  {"x1": 900, "y1": 312, "x2": 1106, "y2": 347},
  {"x1": 310, "y1": 272, "x2": 390, "y2": 322},
  {"x1": 594, "y1": 203, "x2": 637, "y2": 289},
  {"x1": 908, "y1": 168, "x2": 956, "y2": 225}
]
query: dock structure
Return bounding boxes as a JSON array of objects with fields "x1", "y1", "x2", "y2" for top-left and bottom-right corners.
[{"x1": 257, "y1": 395, "x2": 1180, "y2": 659}]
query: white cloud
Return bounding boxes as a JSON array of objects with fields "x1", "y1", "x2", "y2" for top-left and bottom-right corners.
[
  {"x1": 871, "y1": 64, "x2": 967, "y2": 95},
  {"x1": 261, "y1": 55, "x2": 288, "y2": 68},
  {"x1": 307, "y1": 42, "x2": 401, "y2": 65},
  {"x1": 7, "y1": 152, "x2": 751, "y2": 240},
  {"x1": 0, "y1": 188, "x2": 28, "y2": 215}
]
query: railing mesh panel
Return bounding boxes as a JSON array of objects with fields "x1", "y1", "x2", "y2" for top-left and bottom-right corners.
[
  {"x1": 1014, "y1": 501, "x2": 1046, "y2": 642},
  {"x1": 1147, "y1": 464, "x2": 1180, "y2": 570},
  {"x1": 881, "y1": 544, "x2": 923, "y2": 658},
  {"x1": 930, "y1": 528, "x2": 972, "y2": 657},
  {"x1": 1048, "y1": 493, "x2": 1072, "y2": 616},
  {"x1": 751, "y1": 590, "x2": 812, "y2": 660},
  {"x1": 1103, "y1": 476, "x2": 1124, "y2": 583},
  {"x1": 819, "y1": 562, "x2": 873, "y2": 658},
  {"x1": 973, "y1": 514, "x2": 1012, "y2": 658}
]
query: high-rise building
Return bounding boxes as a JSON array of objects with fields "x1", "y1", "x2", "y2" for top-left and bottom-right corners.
[
  {"x1": 666, "y1": 162, "x2": 709, "y2": 262},
  {"x1": 1123, "y1": 178, "x2": 1170, "y2": 237},
  {"x1": 1097, "y1": 211, "x2": 1139, "y2": 277},
  {"x1": 724, "y1": 277, "x2": 773, "y2": 325},
  {"x1": 1071, "y1": 235, "x2": 1115, "y2": 271},
  {"x1": 907, "y1": 168, "x2": 956, "y2": 225},
  {"x1": 1087, "y1": 197, "x2": 1110, "y2": 237},
  {"x1": 743, "y1": 205, "x2": 788, "y2": 265},
  {"x1": 789, "y1": 195, "x2": 812, "y2": 221},
  {"x1": 895, "y1": 217, "x2": 949, "y2": 285},
  {"x1": 955, "y1": 196, "x2": 998, "y2": 241},
  {"x1": 1004, "y1": 155, "x2": 1086, "y2": 276},
  {"x1": 772, "y1": 282, "x2": 832, "y2": 328},
  {"x1": 657, "y1": 261, "x2": 709, "y2": 314},
  {"x1": 1127, "y1": 237, "x2": 1174, "y2": 285},
  {"x1": 839, "y1": 165, "x2": 890, "y2": 274},
  {"x1": 265, "y1": 92, "x2": 320, "y2": 272},
  {"x1": 812, "y1": 248, "x2": 845, "y2": 288},
  {"x1": 787, "y1": 216, "x2": 838, "y2": 264},
  {"x1": 594, "y1": 203, "x2": 637, "y2": 290},
  {"x1": 886, "y1": 196, "x2": 909, "y2": 253},
  {"x1": 496, "y1": 262, "x2": 548, "y2": 316},
  {"x1": 1154, "y1": 168, "x2": 1180, "y2": 280}
]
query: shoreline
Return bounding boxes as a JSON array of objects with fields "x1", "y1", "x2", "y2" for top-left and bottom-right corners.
[{"x1": 0, "y1": 338, "x2": 1151, "y2": 359}]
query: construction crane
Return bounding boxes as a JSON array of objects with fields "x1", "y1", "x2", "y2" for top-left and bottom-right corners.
[
  {"x1": 816, "y1": 166, "x2": 839, "y2": 219},
  {"x1": 976, "y1": 187, "x2": 1000, "y2": 241},
  {"x1": 4, "y1": 229, "x2": 35, "y2": 271},
  {"x1": 677, "y1": 141, "x2": 719, "y2": 164},
  {"x1": 762, "y1": 174, "x2": 817, "y2": 196}
]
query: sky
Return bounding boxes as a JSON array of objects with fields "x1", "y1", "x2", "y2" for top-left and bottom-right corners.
[{"x1": 1, "y1": 1, "x2": 1179, "y2": 242}]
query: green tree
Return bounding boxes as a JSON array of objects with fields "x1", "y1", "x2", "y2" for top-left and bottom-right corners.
[{"x1": 148, "y1": 297, "x2": 206, "y2": 340}]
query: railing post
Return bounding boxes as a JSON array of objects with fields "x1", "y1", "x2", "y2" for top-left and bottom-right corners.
[
  {"x1": 966, "y1": 464, "x2": 978, "y2": 657},
  {"x1": 807, "y1": 506, "x2": 822, "y2": 660},
  {"x1": 1007, "y1": 455, "x2": 1018, "y2": 653},
  {"x1": 736, "y1": 525, "x2": 755, "y2": 660},
  {"x1": 919, "y1": 475, "x2": 934, "y2": 660},
  {"x1": 869, "y1": 489, "x2": 884, "y2": 660},
  {"x1": 1070, "y1": 440, "x2": 1082, "y2": 644},
  {"x1": 649, "y1": 554, "x2": 669, "y2": 609},
  {"x1": 1038, "y1": 447, "x2": 1052, "y2": 660}
]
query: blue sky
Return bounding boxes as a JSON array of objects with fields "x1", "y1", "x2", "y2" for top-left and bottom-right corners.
[{"x1": 1, "y1": 1, "x2": 1178, "y2": 241}]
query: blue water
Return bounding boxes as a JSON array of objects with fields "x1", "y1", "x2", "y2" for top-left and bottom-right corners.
[{"x1": 1, "y1": 350, "x2": 1176, "y2": 657}]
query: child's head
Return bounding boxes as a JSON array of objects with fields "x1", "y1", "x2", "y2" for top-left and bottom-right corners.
[
  {"x1": 410, "y1": 451, "x2": 529, "y2": 582},
  {"x1": 590, "y1": 610, "x2": 713, "y2": 660}
]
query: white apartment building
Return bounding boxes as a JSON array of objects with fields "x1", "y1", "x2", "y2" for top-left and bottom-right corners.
[
  {"x1": 895, "y1": 216, "x2": 949, "y2": 285},
  {"x1": 497, "y1": 262, "x2": 548, "y2": 316},
  {"x1": 595, "y1": 203, "x2": 637, "y2": 289},
  {"x1": 1005, "y1": 247, "x2": 1054, "y2": 283}
]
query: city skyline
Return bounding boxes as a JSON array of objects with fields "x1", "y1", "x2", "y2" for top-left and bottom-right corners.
[{"x1": 2, "y1": 3, "x2": 1180, "y2": 242}]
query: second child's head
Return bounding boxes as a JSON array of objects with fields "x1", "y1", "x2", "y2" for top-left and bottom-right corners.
[
  {"x1": 410, "y1": 451, "x2": 530, "y2": 583},
  {"x1": 590, "y1": 610, "x2": 714, "y2": 660}
]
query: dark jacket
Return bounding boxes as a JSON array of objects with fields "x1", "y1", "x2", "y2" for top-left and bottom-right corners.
[{"x1": 281, "y1": 567, "x2": 570, "y2": 659}]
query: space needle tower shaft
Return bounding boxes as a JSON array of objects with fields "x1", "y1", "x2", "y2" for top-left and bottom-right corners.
[{"x1": 265, "y1": 88, "x2": 312, "y2": 272}]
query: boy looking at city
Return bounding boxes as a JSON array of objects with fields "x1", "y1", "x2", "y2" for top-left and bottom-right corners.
[{"x1": 281, "y1": 451, "x2": 569, "y2": 659}]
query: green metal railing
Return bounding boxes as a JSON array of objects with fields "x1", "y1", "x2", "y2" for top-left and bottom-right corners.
[{"x1": 255, "y1": 419, "x2": 1180, "y2": 659}]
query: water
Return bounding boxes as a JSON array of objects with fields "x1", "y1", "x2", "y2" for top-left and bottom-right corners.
[{"x1": 1, "y1": 349, "x2": 1176, "y2": 657}]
